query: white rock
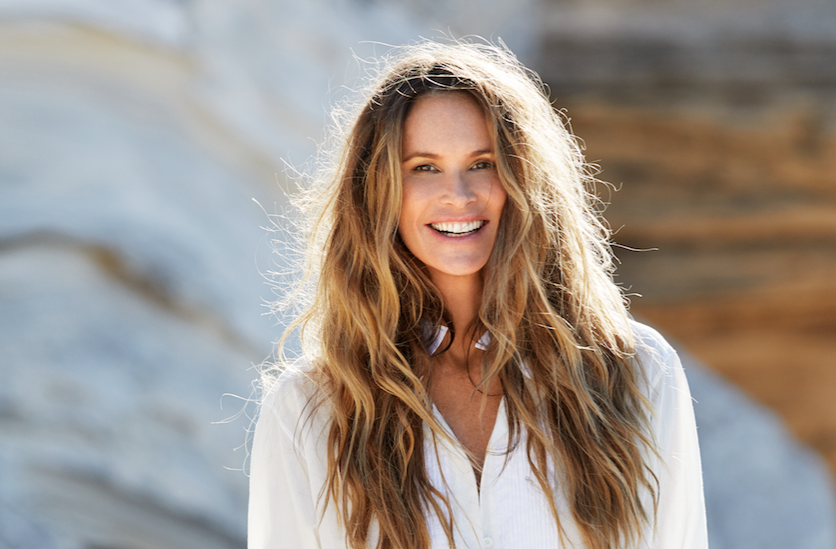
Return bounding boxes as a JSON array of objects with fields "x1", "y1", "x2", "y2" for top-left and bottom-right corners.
[{"x1": 686, "y1": 353, "x2": 836, "y2": 549}]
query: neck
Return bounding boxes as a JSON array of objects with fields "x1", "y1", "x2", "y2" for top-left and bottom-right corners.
[{"x1": 430, "y1": 271, "x2": 483, "y2": 360}]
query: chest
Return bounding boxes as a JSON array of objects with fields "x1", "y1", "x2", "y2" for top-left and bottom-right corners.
[
  {"x1": 414, "y1": 410, "x2": 580, "y2": 549},
  {"x1": 429, "y1": 369, "x2": 502, "y2": 473}
]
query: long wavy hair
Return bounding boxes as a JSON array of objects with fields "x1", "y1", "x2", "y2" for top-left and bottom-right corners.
[{"x1": 277, "y1": 40, "x2": 657, "y2": 549}]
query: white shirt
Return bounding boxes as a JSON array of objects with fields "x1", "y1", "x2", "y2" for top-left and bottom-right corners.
[{"x1": 248, "y1": 322, "x2": 708, "y2": 548}]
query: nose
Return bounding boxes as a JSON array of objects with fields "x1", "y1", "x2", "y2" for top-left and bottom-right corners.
[{"x1": 441, "y1": 171, "x2": 477, "y2": 208}]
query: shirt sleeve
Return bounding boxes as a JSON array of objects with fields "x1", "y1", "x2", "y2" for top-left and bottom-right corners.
[
  {"x1": 248, "y1": 377, "x2": 323, "y2": 549},
  {"x1": 639, "y1": 326, "x2": 709, "y2": 548}
]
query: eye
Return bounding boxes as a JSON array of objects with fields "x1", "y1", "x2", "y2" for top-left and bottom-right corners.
[
  {"x1": 471, "y1": 160, "x2": 494, "y2": 170},
  {"x1": 413, "y1": 164, "x2": 437, "y2": 173}
]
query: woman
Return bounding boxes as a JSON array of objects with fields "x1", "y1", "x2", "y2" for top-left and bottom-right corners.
[{"x1": 249, "y1": 40, "x2": 707, "y2": 549}]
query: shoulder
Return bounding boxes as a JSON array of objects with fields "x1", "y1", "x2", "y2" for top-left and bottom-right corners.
[
  {"x1": 258, "y1": 360, "x2": 328, "y2": 439},
  {"x1": 629, "y1": 319, "x2": 676, "y2": 358},
  {"x1": 261, "y1": 360, "x2": 318, "y2": 403},
  {"x1": 627, "y1": 319, "x2": 682, "y2": 400}
]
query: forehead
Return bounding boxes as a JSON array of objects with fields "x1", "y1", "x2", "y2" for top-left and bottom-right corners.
[
  {"x1": 405, "y1": 90, "x2": 483, "y2": 120},
  {"x1": 401, "y1": 92, "x2": 491, "y2": 151}
]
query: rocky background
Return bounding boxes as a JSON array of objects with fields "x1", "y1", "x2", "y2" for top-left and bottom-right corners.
[
  {"x1": 0, "y1": 1, "x2": 833, "y2": 548},
  {"x1": 538, "y1": 0, "x2": 836, "y2": 520}
]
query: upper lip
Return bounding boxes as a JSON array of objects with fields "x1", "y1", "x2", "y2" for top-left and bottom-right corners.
[{"x1": 425, "y1": 215, "x2": 488, "y2": 224}]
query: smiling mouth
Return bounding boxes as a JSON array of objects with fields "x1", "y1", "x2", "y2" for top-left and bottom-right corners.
[{"x1": 430, "y1": 220, "x2": 486, "y2": 237}]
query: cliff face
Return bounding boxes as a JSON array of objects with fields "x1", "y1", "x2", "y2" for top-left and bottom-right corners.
[
  {"x1": 0, "y1": 2, "x2": 537, "y2": 549},
  {"x1": 570, "y1": 103, "x2": 836, "y2": 469},
  {"x1": 539, "y1": 0, "x2": 836, "y2": 500}
]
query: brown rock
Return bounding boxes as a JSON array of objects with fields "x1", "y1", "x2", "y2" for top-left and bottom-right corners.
[{"x1": 563, "y1": 101, "x2": 836, "y2": 479}]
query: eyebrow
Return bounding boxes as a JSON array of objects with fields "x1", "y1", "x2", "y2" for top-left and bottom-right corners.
[{"x1": 401, "y1": 149, "x2": 495, "y2": 163}]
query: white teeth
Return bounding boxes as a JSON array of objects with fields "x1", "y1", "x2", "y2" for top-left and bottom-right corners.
[{"x1": 430, "y1": 220, "x2": 486, "y2": 236}]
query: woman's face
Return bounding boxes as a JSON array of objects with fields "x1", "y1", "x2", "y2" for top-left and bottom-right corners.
[{"x1": 398, "y1": 92, "x2": 507, "y2": 287}]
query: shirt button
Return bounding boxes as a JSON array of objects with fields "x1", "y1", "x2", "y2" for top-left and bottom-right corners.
[{"x1": 483, "y1": 537, "x2": 494, "y2": 548}]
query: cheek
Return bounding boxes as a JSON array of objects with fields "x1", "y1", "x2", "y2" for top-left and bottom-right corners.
[
  {"x1": 398, "y1": 189, "x2": 412, "y2": 226},
  {"x1": 397, "y1": 185, "x2": 420, "y2": 242},
  {"x1": 489, "y1": 181, "x2": 508, "y2": 215},
  {"x1": 399, "y1": 181, "x2": 426, "y2": 222}
]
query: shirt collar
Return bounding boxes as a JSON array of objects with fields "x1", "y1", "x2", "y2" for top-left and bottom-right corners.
[
  {"x1": 422, "y1": 323, "x2": 533, "y2": 380},
  {"x1": 422, "y1": 323, "x2": 491, "y2": 355}
]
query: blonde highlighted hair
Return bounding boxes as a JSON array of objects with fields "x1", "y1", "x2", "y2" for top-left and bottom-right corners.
[{"x1": 275, "y1": 39, "x2": 657, "y2": 549}]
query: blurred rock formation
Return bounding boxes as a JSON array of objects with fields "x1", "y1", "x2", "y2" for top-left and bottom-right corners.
[
  {"x1": 538, "y1": 0, "x2": 836, "y2": 492},
  {"x1": 0, "y1": 0, "x2": 833, "y2": 547},
  {"x1": 0, "y1": 1, "x2": 535, "y2": 548}
]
